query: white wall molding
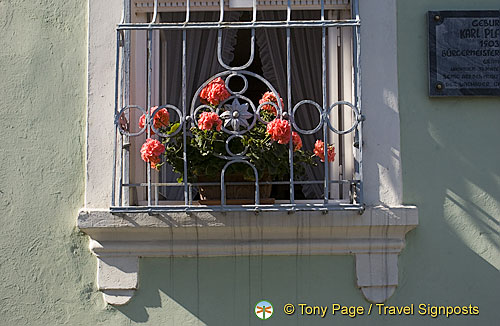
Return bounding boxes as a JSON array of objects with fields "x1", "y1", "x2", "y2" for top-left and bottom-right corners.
[{"x1": 79, "y1": 206, "x2": 418, "y2": 304}]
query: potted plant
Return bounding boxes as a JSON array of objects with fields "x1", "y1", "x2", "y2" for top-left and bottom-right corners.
[{"x1": 139, "y1": 77, "x2": 336, "y2": 203}]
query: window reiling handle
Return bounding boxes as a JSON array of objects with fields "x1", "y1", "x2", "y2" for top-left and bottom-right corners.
[
  {"x1": 217, "y1": 0, "x2": 256, "y2": 70},
  {"x1": 217, "y1": 29, "x2": 255, "y2": 71},
  {"x1": 149, "y1": 0, "x2": 159, "y2": 25}
]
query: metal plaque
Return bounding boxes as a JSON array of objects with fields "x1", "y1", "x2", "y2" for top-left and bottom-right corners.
[{"x1": 428, "y1": 11, "x2": 500, "y2": 96}]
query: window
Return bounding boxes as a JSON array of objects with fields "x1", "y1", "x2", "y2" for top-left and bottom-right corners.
[
  {"x1": 81, "y1": 0, "x2": 418, "y2": 306},
  {"x1": 113, "y1": 0, "x2": 363, "y2": 212}
]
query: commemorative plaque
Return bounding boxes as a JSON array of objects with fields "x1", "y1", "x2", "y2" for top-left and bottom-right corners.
[{"x1": 428, "y1": 11, "x2": 500, "y2": 96}]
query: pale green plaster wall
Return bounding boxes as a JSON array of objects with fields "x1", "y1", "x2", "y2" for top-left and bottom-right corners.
[
  {"x1": 0, "y1": 0, "x2": 499, "y2": 325},
  {"x1": 396, "y1": 0, "x2": 500, "y2": 324},
  {"x1": 0, "y1": 1, "x2": 112, "y2": 325}
]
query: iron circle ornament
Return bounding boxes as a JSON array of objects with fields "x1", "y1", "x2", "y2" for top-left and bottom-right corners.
[
  {"x1": 256, "y1": 101, "x2": 279, "y2": 125},
  {"x1": 192, "y1": 104, "x2": 217, "y2": 128},
  {"x1": 150, "y1": 104, "x2": 184, "y2": 138},
  {"x1": 224, "y1": 73, "x2": 249, "y2": 95},
  {"x1": 326, "y1": 101, "x2": 360, "y2": 135},
  {"x1": 225, "y1": 134, "x2": 249, "y2": 157},
  {"x1": 291, "y1": 100, "x2": 324, "y2": 135},
  {"x1": 115, "y1": 105, "x2": 147, "y2": 137}
]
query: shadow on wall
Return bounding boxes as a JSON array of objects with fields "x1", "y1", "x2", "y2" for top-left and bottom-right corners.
[
  {"x1": 426, "y1": 119, "x2": 500, "y2": 266},
  {"x1": 396, "y1": 2, "x2": 500, "y2": 275},
  {"x1": 405, "y1": 106, "x2": 500, "y2": 270},
  {"x1": 114, "y1": 255, "x2": 364, "y2": 325},
  {"x1": 392, "y1": 97, "x2": 500, "y2": 324}
]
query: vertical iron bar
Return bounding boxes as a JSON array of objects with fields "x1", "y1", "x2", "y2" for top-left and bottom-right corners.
[
  {"x1": 255, "y1": 173, "x2": 260, "y2": 205},
  {"x1": 149, "y1": 0, "x2": 158, "y2": 209},
  {"x1": 221, "y1": 168, "x2": 226, "y2": 206},
  {"x1": 119, "y1": 140, "x2": 125, "y2": 206},
  {"x1": 252, "y1": 0, "x2": 257, "y2": 22},
  {"x1": 321, "y1": 0, "x2": 325, "y2": 20},
  {"x1": 352, "y1": 0, "x2": 363, "y2": 204},
  {"x1": 287, "y1": 0, "x2": 294, "y2": 204},
  {"x1": 147, "y1": 29, "x2": 153, "y2": 207},
  {"x1": 182, "y1": 28, "x2": 188, "y2": 205},
  {"x1": 118, "y1": 31, "x2": 125, "y2": 206},
  {"x1": 123, "y1": 5, "x2": 131, "y2": 206},
  {"x1": 321, "y1": 0, "x2": 329, "y2": 203},
  {"x1": 111, "y1": 30, "x2": 121, "y2": 207},
  {"x1": 218, "y1": 0, "x2": 225, "y2": 208},
  {"x1": 253, "y1": 0, "x2": 260, "y2": 204},
  {"x1": 117, "y1": 0, "x2": 131, "y2": 207},
  {"x1": 219, "y1": 0, "x2": 224, "y2": 22},
  {"x1": 119, "y1": 0, "x2": 125, "y2": 24},
  {"x1": 185, "y1": 0, "x2": 190, "y2": 23},
  {"x1": 287, "y1": 0, "x2": 291, "y2": 21}
]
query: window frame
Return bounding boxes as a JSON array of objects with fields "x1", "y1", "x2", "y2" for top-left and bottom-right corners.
[{"x1": 82, "y1": 0, "x2": 418, "y2": 306}]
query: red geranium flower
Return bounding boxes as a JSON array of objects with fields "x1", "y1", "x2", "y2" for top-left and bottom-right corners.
[
  {"x1": 259, "y1": 91, "x2": 283, "y2": 115},
  {"x1": 267, "y1": 118, "x2": 291, "y2": 144},
  {"x1": 292, "y1": 131, "x2": 302, "y2": 151},
  {"x1": 198, "y1": 112, "x2": 222, "y2": 131},
  {"x1": 200, "y1": 77, "x2": 231, "y2": 106},
  {"x1": 140, "y1": 138, "x2": 165, "y2": 170},
  {"x1": 314, "y1": 140, "x2": 336, "y2": 162},
  {"x1": 139, "y1": 106, "x2": 170, "y2": 135}
]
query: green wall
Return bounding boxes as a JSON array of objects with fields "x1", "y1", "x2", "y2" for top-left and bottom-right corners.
[
  {"x1": 396, "y1": 0, "x2": 500, "y2": 325},
  {"x1": 0, "y1": 0, "x2": 498, "y2": 325},
  {"x1": 0, "y1": 0, "x2": 108, "y2": 324}
]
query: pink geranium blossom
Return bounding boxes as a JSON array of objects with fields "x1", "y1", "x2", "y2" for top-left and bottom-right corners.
[
  {"x1": 292, "y1": 131, "x2": 302, "y2": 151},
  {"x1": 140, "y1": 138, "x2": 165, "y2": 170},
  {"x1": 200, "y1": 77, "x2": 231, "y2": 106},
  {"x1": 198, "y1": 112, "x2": 222, "y2": 131},
  {"x1": 139, "y1": 106, "x2": 170, "y2": 135},
  {"x1": 267, "y1": 118, "x2": 291, "y2": 144},
  {"x1": 259, "y1": 91, "x2": 283, "y2": 115},
  {"x1": 314, "y1": 140, "x2": 336, "y2": 162}
]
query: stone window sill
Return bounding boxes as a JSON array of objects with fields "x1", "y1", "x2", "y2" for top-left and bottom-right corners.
[{"x1": 78, "y1": 205, "x2": 418, "y2": 305}]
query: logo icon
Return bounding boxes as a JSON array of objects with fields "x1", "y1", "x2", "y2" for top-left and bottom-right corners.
[{"x1": 255, "y1": 300, "x2": 274, "y2": 320}]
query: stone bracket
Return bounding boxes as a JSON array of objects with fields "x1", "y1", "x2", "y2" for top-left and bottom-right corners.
[
  {"x1": 96, "y1": 256, "x2": 139, "y2": 305},
  {"x1": 356, "y1": 253, "x2": 399, "y2": 303},
  {"x1": 79, "y1": 205, "x2": 418, "y2": 305}
]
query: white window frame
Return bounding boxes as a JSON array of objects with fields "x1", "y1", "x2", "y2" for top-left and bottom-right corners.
[{"x1": 81, "y1": 0, "x2": 418, "y2": 306}]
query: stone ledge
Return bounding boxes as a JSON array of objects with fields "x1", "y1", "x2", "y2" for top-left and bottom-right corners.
[{"x1": 77, "y1": 205, "x2": 418, "y2": 305}]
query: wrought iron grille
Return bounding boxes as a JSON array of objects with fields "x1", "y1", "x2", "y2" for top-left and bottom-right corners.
[{"x1": 112, "y1": 0, "x2": 363, "y2": 213}]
